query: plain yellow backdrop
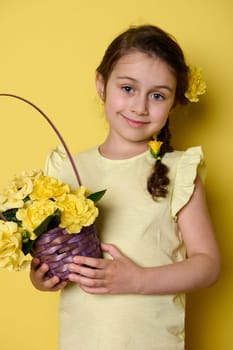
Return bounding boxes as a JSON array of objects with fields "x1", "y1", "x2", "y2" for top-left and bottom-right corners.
[{"x1": 0, "y1": 1, "x2": 232, "y2": 349}]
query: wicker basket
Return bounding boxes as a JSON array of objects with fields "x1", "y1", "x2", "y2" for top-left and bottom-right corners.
[
  {"x1": 0, "y1": 93, "x2": 103, "y2": 281},
  {"x1": 31, "y1": 224, "x2": 102, "y2": 281}
]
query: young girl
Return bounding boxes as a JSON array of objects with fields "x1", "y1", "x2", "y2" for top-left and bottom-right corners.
[{"x1": 30, "y1": 24, "x2": 220, "y2": 349}]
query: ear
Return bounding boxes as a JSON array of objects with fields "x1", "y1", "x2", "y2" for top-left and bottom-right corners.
[{"x1": 96, "y1": 73, "x2": 105, "y2": 100}]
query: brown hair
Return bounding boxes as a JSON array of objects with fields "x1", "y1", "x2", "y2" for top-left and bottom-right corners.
[{"x1": 97, "y1": 24, "x2": 189, "y2": 199}]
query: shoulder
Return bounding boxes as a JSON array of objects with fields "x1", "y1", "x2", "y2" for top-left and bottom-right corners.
[
  {"x1": 45, "y1": 145, "x2": 99, "y2": 169},
  {"x1": 163, "y1": 146, "x2": 204, "y2": 167},
  {"x1": 165, "y1": 146, "x2": 205, "y2": 218},
  {"x1": 44, "y1": 145, "x2": 99, "y2": 186},
  {"x1": 73, "y1": 145, "x2": 99, "y2": 163},
  {"x1": 163, "y1": 146, "x2": 205, "y2": 180}
]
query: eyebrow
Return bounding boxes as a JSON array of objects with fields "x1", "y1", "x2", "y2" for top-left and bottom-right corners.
[{"x1": 116, "y1": 76, "x2": 174, "y2": 92}]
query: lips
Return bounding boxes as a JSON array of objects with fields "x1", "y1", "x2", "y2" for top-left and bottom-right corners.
[{"x1": 122, "y1": 114, "x2": 149, "y2": 128}]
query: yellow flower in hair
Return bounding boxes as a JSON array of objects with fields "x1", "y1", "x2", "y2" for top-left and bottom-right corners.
[
  {"x1": 148, "y1": 140, "x2": 163, "y2": 159},
  {"x1": 185, "y1": 66, "x2": 206, "y2": 102}
]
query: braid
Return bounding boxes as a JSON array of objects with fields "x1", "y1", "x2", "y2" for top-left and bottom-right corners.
[{"x1": 147, "y1": 119, "x2": 173, "y2": 199}]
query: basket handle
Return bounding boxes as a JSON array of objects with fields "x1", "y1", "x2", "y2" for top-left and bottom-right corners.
[{"x1": 0, "y1": 93, "x2": 82, "y2": 187}]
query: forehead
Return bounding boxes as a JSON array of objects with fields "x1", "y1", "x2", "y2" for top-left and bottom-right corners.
[{"x1": 110, "y1": 51, "x2": 176, "y2": 86}]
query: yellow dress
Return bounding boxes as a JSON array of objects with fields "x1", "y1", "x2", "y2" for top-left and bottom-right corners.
[{"x1": 45, "y1": 145, "x2": 204, "y2": 350}]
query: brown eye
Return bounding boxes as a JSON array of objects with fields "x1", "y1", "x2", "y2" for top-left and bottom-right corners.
[
  {"x1": 151, "y1": 93, "x2": 164, "y2": 100},
  {"x1": 122, "y1": 86, "x2": 133, "y2": 93}
]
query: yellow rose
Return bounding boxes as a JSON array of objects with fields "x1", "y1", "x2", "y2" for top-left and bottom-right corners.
[
  {"x1": 0, "y1": 220, "x2": 25, "y2": 271},
  {"x1": 0, "y1": 169, "x2": 43, "y2": 211},
  {"x1": 185, "y1": 66, "x2": 206, "y2": 102},
  {"x1": 16, "y1": 169, "x2": 43, "y2": 182},
  {"x1": 56, "y1": 193, "x2": 98, "y2": 233},
  {"x1": 30, "y1": 175, "x2": 70, "y2": 200},
  {"x1": 148, "y1": 140, "x2": 163, "y2": 158},
  {"x1": 16, "y1": 199, "x2": 57, "y2": 239},
  {"x1": 72, "y1": 185, "x2": 92, "y2": 198}
]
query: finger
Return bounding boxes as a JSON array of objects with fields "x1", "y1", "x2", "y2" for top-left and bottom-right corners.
[
  {"x1": 30, "y1": 257, "x2": 41, "y2": 270},
  {"x1": 43, "y1": 275, "x2": 61, "y2": 289},
  {"x1": 35, "y1": 263, "x2": 50, "y2": 278},
  {"x1": 69, "y1": 263, "x2": 105, "y2": 279},
  {"x1": 50, "y1": 280, "x2": 67, "y2": 291},
  {"x1": 101, "y1": 243, "x2": 123, "y2": 259},
  {"x1": 79, "y1": 285, "x2": 108, "y2": 295},
  {"x1": 69, "y1": 273, "x2": 105, "y2": 289},
  {"x1": 72, "y1": 255, "x2": 106, "y2": 269}
]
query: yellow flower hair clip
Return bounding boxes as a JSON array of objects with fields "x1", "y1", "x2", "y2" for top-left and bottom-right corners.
[
  {"x1": 148, "y1": 139, "x2": 163, "y2": 159},
  {"x1": 185, "y1": 66, "x2": 207, "y2": 102}
]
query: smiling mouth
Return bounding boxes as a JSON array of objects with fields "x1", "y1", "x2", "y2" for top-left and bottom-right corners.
[{"x1": 122, "y1": 115, "x2": 149, "y2": 128}]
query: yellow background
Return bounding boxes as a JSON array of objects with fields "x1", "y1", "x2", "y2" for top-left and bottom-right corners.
[{"x1": 0, "y1": 1, "x2": 232, "y2": 349}]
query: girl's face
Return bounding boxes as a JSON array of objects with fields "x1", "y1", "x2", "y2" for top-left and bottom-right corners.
[{"x1": 96, "y1": 51, "x2": 177, "y2": 148}]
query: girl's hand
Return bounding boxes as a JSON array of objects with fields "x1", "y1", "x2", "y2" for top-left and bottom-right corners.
[
  {"x1": 30, "y1": 257, "x2": 67, "y2": 292},
  {"x1": 68, "y1": 243, "x2": 143, "y2": 294}
]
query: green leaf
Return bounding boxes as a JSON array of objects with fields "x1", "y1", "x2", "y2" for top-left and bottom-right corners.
[
  {"x1": 150, "y1": 148, "x2": 159, "y2": 159},
  {"x1": 87, "y1": 189, "x2": 106, "y2": 202},
  {"x1": 1, "y1": 208, "x2": 21, "y2": 224},
  {"x1": 22, "y1": 239, "x2": 35, "y2": 255},
  {"x1": 33, "y1": 209, "x2": 61, "y2": 237},
  {"x1": 21, "y1": 230, "x2": 30, "y2": 243},
  {"x1": 23, "y1": 195, "x2": 30, "y2": 203}
]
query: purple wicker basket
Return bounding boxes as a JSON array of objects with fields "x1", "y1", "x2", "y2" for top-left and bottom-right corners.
[
  {"x1": 31, "y1": 225, "x2": 102, "y2": 280},
  {"x1": 0, "y1": 93, "x2": 103, "y2": 281}
]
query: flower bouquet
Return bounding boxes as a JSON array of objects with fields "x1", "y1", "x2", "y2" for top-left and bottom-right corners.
[{"x1": 0, "y1": 94, "x2": 105, "y2": 280}]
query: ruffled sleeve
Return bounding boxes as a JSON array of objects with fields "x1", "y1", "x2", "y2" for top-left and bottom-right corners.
[
  {"x1": 44, "y1": 145, "x2": 81, "y2": 188},
  {"x1": 44, "y1": 145, "x2": 68, "y2": 179},
  {"x1": 171, "y1": 146, "x2": 205, "y2": 218}
]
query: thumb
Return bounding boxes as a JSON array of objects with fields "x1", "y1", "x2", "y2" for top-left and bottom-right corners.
[{"x1": 101, "y1": 243, "x2": 123, "y2": 259}]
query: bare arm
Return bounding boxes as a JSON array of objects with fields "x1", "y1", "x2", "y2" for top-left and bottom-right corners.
[
  {"x1": 137, "y1": 176, "x2": 221, "y2": 294},
  {"x1": 68, "y1": 177, "x2": 220, "y2": 295}
]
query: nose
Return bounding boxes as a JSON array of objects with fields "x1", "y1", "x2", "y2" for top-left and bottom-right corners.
[{"x1": 130, "y1": 95, "x2": 148, "y2": 116}]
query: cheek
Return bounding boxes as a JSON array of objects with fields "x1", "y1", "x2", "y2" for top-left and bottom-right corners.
[
  {"x1": 104, "y1": 99, "x2": 116, "y2": 121},
  {"x1": 150, "y1": 104, "x2": 172, "y2": 121},
  {"x1": 105, "y1": 94, "x2": 125, "y2": 115}
]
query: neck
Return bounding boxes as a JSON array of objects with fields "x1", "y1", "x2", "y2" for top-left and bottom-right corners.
[{"x1": 99, "y1": 136, "x2": 149, "y2": 160}]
